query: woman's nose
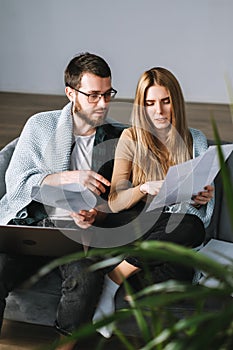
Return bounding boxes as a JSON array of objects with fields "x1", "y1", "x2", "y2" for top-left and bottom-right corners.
[{"x1": 155, "y1": 101, "x2": 162, "y2": 114}]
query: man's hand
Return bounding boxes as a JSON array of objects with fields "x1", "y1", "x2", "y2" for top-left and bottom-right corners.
[
  {"x1": 70, "y1": 209, "x2": 97, "y2": 229},
  {"x1": 140, "y1": 180, "x2": 164, "y2": 196},
  {"x1": 42, "y1": 170, "x2": 110, "y2": 196},
  {"x1": 192, "y1": 185, "x2": 214, "y2": 206}
]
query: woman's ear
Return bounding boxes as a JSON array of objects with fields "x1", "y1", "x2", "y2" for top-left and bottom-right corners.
[{"x1": 65, "y1": 86, "x2": 75, "y2": 102}]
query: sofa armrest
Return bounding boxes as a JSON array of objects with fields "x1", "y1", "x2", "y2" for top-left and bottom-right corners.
[
  {"x1": 205, "y1": 140, "x2": 233, "y2": 242},
  {"x1": 0, "y1": 138, "x2": 18, "y2": 199}
]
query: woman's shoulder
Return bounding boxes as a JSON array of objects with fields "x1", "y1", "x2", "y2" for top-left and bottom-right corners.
[
  {"x1": 189, "y1": 128, "x2": 207, "y2": 142},
  {"x1": 189, "y1": 128, "x2": 208, "y2": 156},
  {"x1": 115, "y1": 127, "x2": 137, "y2": 157},
  {"x1": 121, "y1": 127, "x2": 135, "y2": 140}
]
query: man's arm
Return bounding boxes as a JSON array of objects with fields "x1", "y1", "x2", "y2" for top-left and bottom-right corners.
[{"x1": 42, "y1": 170, "x2": 110, "y2": 196}]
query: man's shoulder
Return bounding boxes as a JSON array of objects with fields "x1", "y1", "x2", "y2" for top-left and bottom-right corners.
[
  {"x1": 28, "y1": 109, "x2": 62, "y2": 124},
  {"x1": 27, "y1": 103, "x2": 72, "y2": 129},
  {"x1": 102, "y1": 118, "x2": 129, "y2": 138},
  {"x1": 22, "y1": 110, "x2": 62, "y2": 134}
]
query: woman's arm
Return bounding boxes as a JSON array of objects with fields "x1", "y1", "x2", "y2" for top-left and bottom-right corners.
[
  {"x1": 108, "y1": 129, "x2": 146, "y2": 213},
  {"x1": 108, "y1": 156, "x2": 145, "y2": 213}
]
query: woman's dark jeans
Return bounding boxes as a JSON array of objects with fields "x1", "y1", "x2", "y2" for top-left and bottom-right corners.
[
  {"x1": 0, "y1": 254, "x2": 104, "y2": 335},
  {"x1": 125, "y1": 212, "x2": 206, "y2": 286}
]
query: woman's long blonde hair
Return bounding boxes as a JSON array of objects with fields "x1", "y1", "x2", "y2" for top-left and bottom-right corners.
[{"x1": 131, "y1": 67, "x2": 193, "y2": 186}]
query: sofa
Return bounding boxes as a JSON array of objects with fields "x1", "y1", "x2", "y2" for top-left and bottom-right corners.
[{"x1": 0, "y1": 137, "x2": 233, "y2": 329}]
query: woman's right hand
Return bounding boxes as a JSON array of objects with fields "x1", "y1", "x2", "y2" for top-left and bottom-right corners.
[{"x1": 139, "y1": 180, "x2": 164, "y2": 196}]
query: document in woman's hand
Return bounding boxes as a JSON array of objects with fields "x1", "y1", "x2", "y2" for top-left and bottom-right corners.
[{"x1": 147, "y1": 144, "x2": 233, "y2": 212}]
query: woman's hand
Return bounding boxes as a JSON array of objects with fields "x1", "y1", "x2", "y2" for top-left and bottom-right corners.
[
  {"x1": 70, "y1": 208, "x2": 97, "y2": 229},
  {"x1": 192, "y1": 185, "x2": 214, "y2": 206},
  {"x1": 140, "y1": 180, "x2": 164, "y2": 196}
]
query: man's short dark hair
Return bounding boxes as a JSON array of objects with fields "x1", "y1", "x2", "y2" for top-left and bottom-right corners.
[{"x1": 64, "y1": 52, "x2": 111, "y2": 89}]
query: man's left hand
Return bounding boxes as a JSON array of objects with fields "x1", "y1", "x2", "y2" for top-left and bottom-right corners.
[{"x1": 70, "y1": 208, "x2": 97, "y2": 229}]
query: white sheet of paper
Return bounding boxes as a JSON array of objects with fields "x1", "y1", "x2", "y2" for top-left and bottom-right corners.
[
  {"x1": 197, "y1": 238, "x2": 233, "y2": 289},
  {"x1": 31, "y1": 183, "x2": 97, "y2": 212},
  {"x1": 147, "y1": 144, "x2": 233, "y2": 212},
  {"x1": 198, "y1": 238, "x2": 233, "y2": 267}
]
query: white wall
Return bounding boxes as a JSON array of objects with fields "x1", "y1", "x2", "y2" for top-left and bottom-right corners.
[{"x1": 0, "y1": 0, "x2": 232, "y2": 103}]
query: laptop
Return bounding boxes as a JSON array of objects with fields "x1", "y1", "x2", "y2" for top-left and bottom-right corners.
[{"x1": 0, "y1": 224, "x2": 87, "y2": 257}]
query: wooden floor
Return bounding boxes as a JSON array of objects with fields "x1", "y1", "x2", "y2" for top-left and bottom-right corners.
[
  {"x1": 0, "y1": 320, "x2": 58, "y2": 349},
  {"x1": 0, "y1": 320, "x2": 143, "y2": 350},
  {"x1": 0, "y1": 92, "x2": 232, "y2": 348}
]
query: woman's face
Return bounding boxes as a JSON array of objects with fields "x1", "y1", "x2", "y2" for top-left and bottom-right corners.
[{"x1": 145, "y1": 84, "x2": 172, "y2": 131}]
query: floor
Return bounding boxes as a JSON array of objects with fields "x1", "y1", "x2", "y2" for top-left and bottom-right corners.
[
  {"x1": 0, "y1": 320, "x2": 58, "y2": 349},
  {"x1": 0, "y1": 320, "x2": 142, "y2": 350},
  {"x1": 0, "y1": 92, "x2": 232, "y2": 349}
]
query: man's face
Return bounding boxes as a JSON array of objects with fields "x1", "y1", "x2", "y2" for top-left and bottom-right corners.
[{"x1": 71, "y1": 73, "x2": 112, "y2": 127}]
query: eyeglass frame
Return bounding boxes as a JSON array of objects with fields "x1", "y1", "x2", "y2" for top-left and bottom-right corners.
[{"x1": 66, "y1": 83, "x2": 117, "y2": 103}]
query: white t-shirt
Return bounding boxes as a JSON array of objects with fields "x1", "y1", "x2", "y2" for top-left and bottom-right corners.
[
  {"x1": 46, "y1": 132, "x2": 96, "y2": 220},
  {"x1": 70, "y1": 132, "x2": 95, "y2": 171}
]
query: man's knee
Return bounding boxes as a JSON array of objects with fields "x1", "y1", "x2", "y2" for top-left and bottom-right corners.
[{"x1": 60, "y1": 258, "x2": 104, "y2": 298}]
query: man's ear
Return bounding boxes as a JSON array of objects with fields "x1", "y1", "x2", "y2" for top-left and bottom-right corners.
[{"x1": 65, "y1": 86, "x2": 75, "y2": 102}]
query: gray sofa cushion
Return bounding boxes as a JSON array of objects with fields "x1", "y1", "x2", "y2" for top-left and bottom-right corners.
[
  {"x1": 4, "y1": 269, "x2": 61, "y2": 326},
  {"x1": 205, "y1": 148, "x2": 233, "y2": 243},
  {"x1": 217, "y1": 151, "x2": 233, "y2": 241},
  {"x1": 0, "y1": 138, "x2": 18, "y2": 199}
]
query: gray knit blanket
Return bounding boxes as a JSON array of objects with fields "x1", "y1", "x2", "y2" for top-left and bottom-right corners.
[{"x1": 1, "y1": 102, "x2": 73, "y2": 224}]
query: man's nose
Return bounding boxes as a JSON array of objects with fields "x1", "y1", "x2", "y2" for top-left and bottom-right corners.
[{"x1": 97, "y1": 95, "x2": 107, "y2": 107}]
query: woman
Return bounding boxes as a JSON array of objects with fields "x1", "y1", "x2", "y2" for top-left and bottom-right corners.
[{"x1": 93, "y1": 67, "x2": 214, "y2": 338}]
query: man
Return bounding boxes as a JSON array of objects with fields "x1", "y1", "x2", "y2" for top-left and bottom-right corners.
[{"x1": 0, "y1": 53, "x2": 124, "y2": 349}]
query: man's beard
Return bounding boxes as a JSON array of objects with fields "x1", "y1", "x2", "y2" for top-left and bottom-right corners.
[{"x1": 73, "y1": 106, "x2": 108, "y2": 127}]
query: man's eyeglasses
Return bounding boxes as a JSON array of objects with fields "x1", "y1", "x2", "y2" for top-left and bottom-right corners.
[{"x1": 66, "y1": 84, "x2": 117, "y2": 103}]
